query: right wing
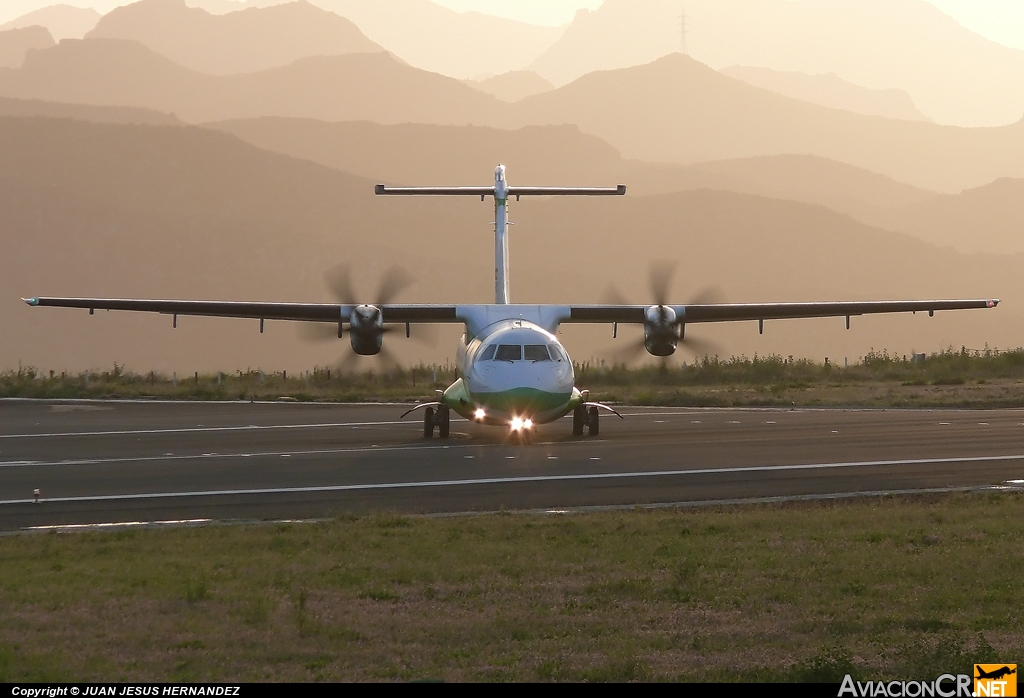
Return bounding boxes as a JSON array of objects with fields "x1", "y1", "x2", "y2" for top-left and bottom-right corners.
[{"x1": 23, "y1": 297, "x2": 460, "y2": 324}]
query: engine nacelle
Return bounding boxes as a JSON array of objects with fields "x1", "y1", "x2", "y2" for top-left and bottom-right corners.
[
  {"x1": 348, "y1": 304, "x2": 384, "y2": 355},
  {"x1": 644, "y1": 305, "x2": 678, "y2": 357}
]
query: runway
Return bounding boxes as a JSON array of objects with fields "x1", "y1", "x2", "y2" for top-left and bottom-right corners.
[{"x1": 2, "y1": 400, "x2": 1024, "y2": 530}]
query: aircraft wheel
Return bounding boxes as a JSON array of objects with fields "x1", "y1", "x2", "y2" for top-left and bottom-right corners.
[
  {"x1": 423, "y1": 406, "x2": 435, "y2": 438},
  {"x1": 438, "y1": 405, "x2": 450, "y2": 438},
  {"x1": 588, "y1": 406, "x2": 600, "y2": 436},
  {"x1": 573, "y1": 405, "x2": 585, "y2": 436}
]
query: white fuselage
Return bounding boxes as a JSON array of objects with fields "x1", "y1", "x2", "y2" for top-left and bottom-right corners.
[{"x1": 448, "y1": 318, "x2": 578, "y2": 426}]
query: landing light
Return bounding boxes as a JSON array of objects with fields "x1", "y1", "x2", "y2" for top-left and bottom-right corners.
[
  {"x1": 474, "y1": 408, "x2": 486, "y2": 421},
  {"x1": 509, "y1": 417, "x2": 534, "y2": 432}
]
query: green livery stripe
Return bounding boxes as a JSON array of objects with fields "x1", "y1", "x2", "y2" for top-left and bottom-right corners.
[{"x1": 472, "y1": 388, "x2": 571, "y2": 415}]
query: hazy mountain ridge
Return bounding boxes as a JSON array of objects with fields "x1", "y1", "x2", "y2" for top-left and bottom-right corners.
[
  {"x1": 88, "y1": 0, "x2": 384, "y2": 75},
  {"x1": 869, "y1": 177, "x2": 1024, "y2": 255},
  {"x1": 528, "y1": 0, "x2": 1024, "y2": 128},
  {"x1": 0, "y1": 39, "x2": 502, "y2": 123},
  {"x1": 5, "y1": 41, "x2": 1024, "y2": 193},
  {"x1": 3, "y1": 116, "x2": 1017, "y2": 372},
  {"x1": 216, "y1": 117, "x2": 1024, "y2": 257},
  {"x1": 0, "y1": 95, "x2": 181, "y2": 124},
  {"x1": 0, "y1": 4, "x2": 101, "y2": 40},
  {"x1": 306, "y1": 0, "x2": 563, "y2": 80},
  {"x1": 720, "y1": 66, "x2": 931, "y2": 122},
  {"x1": 466, "y1": 71, "x2": 554, "y2": 103},
  {"x1": 206, "y1": 118, "x2": 939, "y2": 218},
  {"x1": 0, "y1": 26, "x2": 53, "y2": 69},
  {"x1": 510, "y1": 54, "x2": 1024, "y2": 193}
]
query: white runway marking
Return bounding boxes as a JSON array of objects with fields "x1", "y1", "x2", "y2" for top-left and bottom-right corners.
[
  {"x1": 0, "y1": 408, "x2": 699, "y2": 440},
  {"x1": 0, "y1": 420, "x2": 413, "y2": 440},
  {"x1": 3, "y1": 453, "x2": 1023, "y2": 506},
  {"x1": 0, "y1": 442, "x2": 468, "y2": 468},
  {"x1": 0, "y1": 438, "x2": 611, "y2": 469}
]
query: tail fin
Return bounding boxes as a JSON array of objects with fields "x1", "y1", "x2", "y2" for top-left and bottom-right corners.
[{"x1": 376, "y1": 166, "x2": 625, "y2": 304}]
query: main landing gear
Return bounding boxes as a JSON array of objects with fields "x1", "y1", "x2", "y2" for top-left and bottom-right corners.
[
  {"x1": 573, "y1": 404, "x2": 600, "y2": 437},
  {"x1": 424, "y1": 404, "x2": 450, "y2": 438}
]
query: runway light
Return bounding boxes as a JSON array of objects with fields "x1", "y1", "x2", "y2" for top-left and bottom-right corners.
[
  {"x1": 510, "y1": 417, "x2": 524, "y2": 431},
  {"x1": 474, "y1": 408, "x2": 486, "y2": 421}
]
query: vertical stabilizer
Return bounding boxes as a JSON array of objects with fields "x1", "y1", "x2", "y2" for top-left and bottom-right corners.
[
  {"x1": 494, "y1": 165, "x2": 510, "y2": 304},
  {"x1": 375, "y1": 169, "x2": 625, "y2": 307}
]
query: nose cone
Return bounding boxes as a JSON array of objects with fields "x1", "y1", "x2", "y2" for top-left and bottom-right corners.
[{"x1": 464, "y1": 323, "x2": 574, "y2": 423}]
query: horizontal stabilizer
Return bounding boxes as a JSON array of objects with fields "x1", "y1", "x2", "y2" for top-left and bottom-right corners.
[
  {"x1": 508, "y1": 185, "x2": 626, "y2": 196},
  {"x1": 375, "y1": 185, "x2": 494, "y2": 196},
  {"x1": 375, "y1": 185, "x2": 626, "y2": 196}
]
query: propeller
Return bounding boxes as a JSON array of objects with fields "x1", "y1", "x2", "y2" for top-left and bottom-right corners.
[
  {"x1": 298, "y1": 264, "x2": 435, "y2": 371},
  {"x1": 326, "y1": 263, "x2": 414, "y2": 306},
  {"x1": 603, "y1": 261, "x2": 724, "y2": 365}
]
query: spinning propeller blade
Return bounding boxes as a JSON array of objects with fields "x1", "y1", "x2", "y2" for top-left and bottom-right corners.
[
  {"x1": 604, "y1": 261, "x2": 724, "y2": 364},
  {"x1": 301, "y1": 264, "x2": 434, "y2": 368}
]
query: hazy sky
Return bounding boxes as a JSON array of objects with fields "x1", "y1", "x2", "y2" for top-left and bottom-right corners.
[
  {"x1": 439, "y1": 1, "x2": 1024, "y2": 42},
  {"x1": 4, "y1": 1, "x2": 1024, "y2": 51},
  {"x1": 437, "y1": 0, "x2": 1024, "y2": 50}
]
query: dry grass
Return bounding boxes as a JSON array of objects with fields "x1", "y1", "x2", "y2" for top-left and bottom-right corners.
[{"x1": 1, "y1": 493, "x2": 1022, "y2": 681}]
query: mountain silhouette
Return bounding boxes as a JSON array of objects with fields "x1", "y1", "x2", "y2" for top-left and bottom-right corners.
[
  {"x1": 720, "y1": 66, "x2": 930, "y2": 122},
  {"x1": 207, "y1": 118, "x2": 937, "y2": 219},
  {"x1": 511, "y1": 53, "x2": 1024, "y2": 193},
  {"x1": 3, "y1": 116, "x2": 1016, "y2": 371},
  {"x1": 309, "y1": 0, "x2": 562, "y2": 80},
  {"x1": 528, "y1": 0, "x2": 1024, "y2": 128},
  {"x1": 5, "y1": 41, "x2": 1024, "y2": 192},
  {"x1": 0, "y1": 25, "x2": 53, "y2": 69},
  {"x1": 0, "y1": 95, "x2": 180, "y2": 124},
  {"x1": 871, "y1": 178, "x2": 1024, "y2": 254},
  {"x1": 88, "y1": 0, "x2": 384, "y2": 75},
  {"x1": 0, "y1": 40, "x2": 502, "y2": 124},
  {"x1": 467, "y1": 71, "x2": 554, "y2": 103},
  {"x1": 0, "y1": 4, "x2": 101, "y2": 41}
]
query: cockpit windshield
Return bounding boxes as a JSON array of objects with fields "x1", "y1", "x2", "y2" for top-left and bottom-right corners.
[
  {"x1": 494, "y1": 344, "x2": 522, "y2": 361},
  {"x1": 524, "y1": 345, "x2": 551, "y2": 361},
  {"x1": 482, "y1": 343, "x2": 565, "y2": 362}
]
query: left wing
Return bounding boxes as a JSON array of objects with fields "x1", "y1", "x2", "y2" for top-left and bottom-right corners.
[
  {"x1": 22, "y1": 297, "x2": 460, "y2": 324},
  {"x1": 567, "y1": 299, "x2": 998, "y2": 324}
]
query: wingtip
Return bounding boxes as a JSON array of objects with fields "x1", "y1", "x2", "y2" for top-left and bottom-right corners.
[
  {"x1": 617, "y1": 184, "x2": 627, "y2": 195},
  {"x1": 989, "y1": 299, "x2": 1000, "y2": 308},
  {"x1": 374, "y1": 184, "x2": 385, "y2": 195},
  {"x1": 22, "y1": 297, "x2": 39, "y2": 306}
]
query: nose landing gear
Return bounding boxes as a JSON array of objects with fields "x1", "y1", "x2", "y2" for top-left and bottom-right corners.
[
  {"x1": 573, "y1": 404, "x2": 600, "y2": 436},
  {"x1": 424, "y1": 404, "x2": 450, "y2": 438}
]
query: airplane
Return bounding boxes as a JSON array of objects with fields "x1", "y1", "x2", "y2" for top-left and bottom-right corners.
[{"x1": 24, "y1": 165, "x2": 998, "y2": 438}]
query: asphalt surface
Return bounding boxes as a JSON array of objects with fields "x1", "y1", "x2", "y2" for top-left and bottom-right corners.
[{"x1": 2, "y1": 400, "x2": 1024, "y2": 530}]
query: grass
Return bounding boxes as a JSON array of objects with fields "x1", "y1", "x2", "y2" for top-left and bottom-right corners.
[
  {"x1": 6, "y1": 348, "x2": 1024, "y2": 408},
  {"x1": 0, "y1": 493, "x2": 1021, "y2": 681}
]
